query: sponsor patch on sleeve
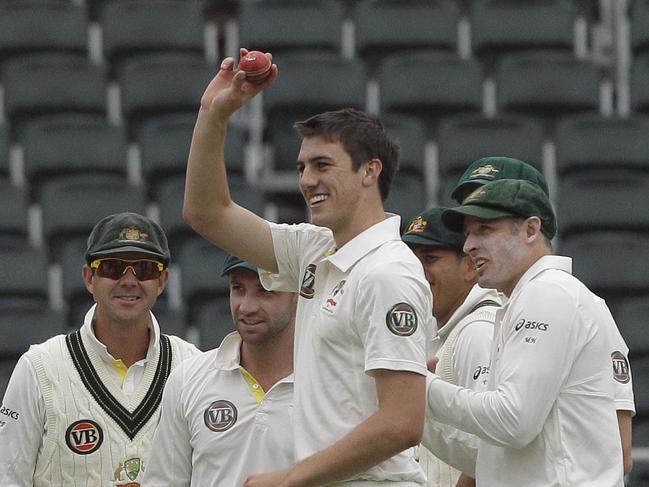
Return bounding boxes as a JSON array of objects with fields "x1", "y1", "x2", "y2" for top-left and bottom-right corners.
[
  {"x1": 611, "y1": 351, "x2": 630, "y2": 384},
  {"x1": 386, "y1": 303, "x2": 418, "y2": 336}
]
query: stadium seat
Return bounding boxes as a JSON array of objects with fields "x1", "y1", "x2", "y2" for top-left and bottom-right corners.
[
  {"x1": 470, "y1": 0, "x2": 576, "y2": 64},
  {"x1": 378, "y1": 51, "x2": 483, "y2": 136},
  {"x1": 436, "y1": 113, "x2": 544, "y2": 204},
  {"x1": 558, "y1": 232, "x2": 649, "y2": 310},
  {"x1": 384, "y1": 172, "x2": 427, "y2": 229},
  {"x1": 632, "y1": 356, "x2": 649, "y2": 418},
  {"x1": 616, "y1": 296, "x2": 649, "y2": 358},
  {"x1": 58, "y1": 236, "x2": 93, "y2": 328},
  {"x1": 380, "y1": 114, "x2": 429, "y2": 181},
  {"x1": 138, "y1": 113, "x2": 247, "y2": 199},
  {"x1": 496, "y1": 51, "x2": 600, "y2": 119},
  {"x1": 0, "y1": 307, "x2": 66, "y2": 358},
  {"x1": 151, "y1": 300, "x2": 188, "y2": 339},
  {"x1": 117, "y1": 52, "x2": 214, "y2": 137},
  {"x1": 195, "y1": 296, "x2": 234, "y2": 351},
  {"x1": 0, "y1": 1, "x2": 87, "y2": 61},
  {"x1": 99, "y1": 0, "x2": 205, "y2": 74},
  {"x1": 0, "y1": 247, "x2": 49, "y2": 311},
  {"x1": 555, "y1": 114, "x2": 649, "y2": 175},
  {"x1": 626, "y1": 460, "x2": 649, "y2": 487},
  {"x1": 633, "y1": 419, "x2": 649, "y2": 449},
  {"x1": 39, "y1": 176, "x2": 146, "y2": 262},
  {"x1": 0, "y1": 181, "x2": 28, "y2": 249},
  {"x1": 2, "y1": 53, "x2": 107, "y2": 138},
  {"x1": 237, "y1": 0, "x2": 344, "y2": 57},
  {"x1": 263, "y1": 52, "x2": 367, "y2": 172},
  {"x1": 21, "y1": 114, "x2": 128, "y2": 201},
  {"x1": 557, "y1": 173, "x2": 649, "y2": 238},
  {"x1": 0, "y1": 123, "x2": 8, "y2": 180},
  {"x1": 631, "y1": 0, "x2": 649, "y2": 56},
  {"x1": 177, "y1": 237, "x2": 229, "y2": 321},
  {"x1": 630, "y1": 53, "x2": 649, "y2": 115},
  {"x1": 0, "y1": 358, "x2": 16, "y2": 400},
  {"x1": 353, "y1": 0, "x2": 459, "y2": 70}
]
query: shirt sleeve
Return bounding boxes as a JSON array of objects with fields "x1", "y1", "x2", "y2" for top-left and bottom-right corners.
[
  {"x1": 356, "y1": 260, "x2": 432, "y2": 376},
  {"x1": 453, "y1": 320, "x2": 493, "y2": 391},
  {"x1": 0, "y1": 354, "x2": 45, "y2": 487},
  {"x1": 426, "y1": 281, "x2": 583, "y2": 449},
  {"x1": 141, "y1": 365, "x2": 192, "y2": 487}
]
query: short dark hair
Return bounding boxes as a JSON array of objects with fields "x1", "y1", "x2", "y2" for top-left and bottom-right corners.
[{"x1": 294, "y1": 108, "x2": 400, "y2": 201}]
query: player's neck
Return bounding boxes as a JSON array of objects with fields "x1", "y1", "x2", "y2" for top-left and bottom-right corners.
[
  {"x1": 92, "y1": 316, "x2": 151, "y2": 367},
  {"x1": 239, "y1": 333, "x2": 294, "y2": 391}
]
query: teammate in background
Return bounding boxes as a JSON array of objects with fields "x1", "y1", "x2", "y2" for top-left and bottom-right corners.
[
  {"x1": 402, "y1": 208, "x2": 501, "y2": 487},
  {"x1": 183, "y1": 48, "x2": 432, "y2": 486},
  {"x1": 423, "y1": 179, "x2": 624, "y2": 485},
  {"x1": 450, "y1": 156, "x2": 635, "y2": 474},
  {"x1": 142, "y1": 254, "x2": 296, "y2": 486},
  {"x1": 0, "y1": 212, "x2": 200, "y2": 486}
]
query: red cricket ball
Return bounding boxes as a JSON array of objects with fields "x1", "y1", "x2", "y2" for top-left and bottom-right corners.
[{"x1": 239, "y1": 51, "x2": 272, "y2": 84}]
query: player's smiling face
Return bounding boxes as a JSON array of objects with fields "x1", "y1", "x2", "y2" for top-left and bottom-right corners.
[
  {"x1": 297, "y1": 136, "x2": 364, "y2": 233},
  {"x1": 463, "y1": 216, "x2": 530, "y2": 296},
  {"x1": 83, "y1": 252, "x2": 167, "y2": 325},
  {"x1": 229, "y1": 269, "x2": 295, "y2": 345}
]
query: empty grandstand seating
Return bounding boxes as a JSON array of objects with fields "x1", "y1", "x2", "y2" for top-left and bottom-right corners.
[
  {"x1": 100, "y1": 0, "x2": 206, "y2": 74},
  {"x1": 21, "y1": 114, "x2": 128, "y2": 201},
  {"x1": 0, "y1": 124, "x2": 8, "y2": 180},
  {"x1": 237, "y1": 0, "x2": 344, "y2": 57},
  {"x1": 117, "y1": 52, "x2": 214, "y2": 137},
  {"x1": 0, "y1": 181, "x2": 28, "y2": 248},
  {"x1": 0, "y1": 246, "x2": 49, "y2": 311},
  {"x1": 353, "y1": 0, "x2": 460, "y2": 69},
  {"x1": 470, "y1": 0, "x2": 576, "y2": 63},
  {"x1": 378, "y1": 51, "x2": 483, "y2": 135},
  {"x1": 630, "y1": 0, "x2": 649, "y2": 56},
  {"x1": 616, "y1": 296, "x2": 649, "y2": 358},
  {"x1": 630, "y1": 53, "x2": 649, "y2": 115},
  {"x1": 0, "y1": 1, "x2": 87, "y2": 61},
  {"x1": 436, "y1": 113, "x2": 544, "y2": 204},
  {"x1": 195, "y1": 296, "x2": 233, "y2": 351},
  {"x1": 2, "y1": 53, "x2": 107, "y2": 138}
]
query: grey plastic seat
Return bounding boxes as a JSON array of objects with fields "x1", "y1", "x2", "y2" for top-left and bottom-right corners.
[
  {"x1": 0, "y1": 307, "x2": 66, "y2": 358},
  {"x1": 436, "y1": 113, "x2": 544, "y2": 204},
  {"x1": 2, "y1": 53, "x2": 107, "y2": 137},
  {"x1": 21, "y1": 114, "x2": 128, "y2": 201},
  {"x1": 353, "y1": 0, "x2": 459, "y2": 70},
  {"x1": 238, "y1": 0, "x2": 344, "y2": 57},
  {"x1": 0, "y1": 123, "x2": 8, "y2": 179},
  {"x1": 0, "y1": 247, "x2": 49, "y2": 311},
  {"x1": 382, "y1": 114, "x2": 428, "y2": 178},
  {"x1": 378, "y1": 52, "x2": 483, "y2": 136},
  {"x1": 630, "y1": 53, "x2": 649, "y2": 115},
  {"x1": 118, "y1": 52, "x2": 214, "y2": 137},
  {"x1": 195, "y1": 296, "x2": 234, "y2": 351},
  {"x1": 0, "y1": 181, "x2": 28, "y2": 248},
  {"x1": 384, "y1": 172, "x2": 427, "y2": 230},
  {"x1": 100, "y1": 0, "x2": 205, "y2": 75},
  {"x1": 496, "y1": 51, "x2": 600, "y2": 118},
  {"x1": 0, "y1": 1, "x2": 87, "y2": 61},
  {"x1": 631, "y1": 0, "x2": 649, "y2": 56},
  {"x1": 616, "y1": 296, "x2": 649, "y2": 357},
  {"x1": 40, "y1": 176, "x2": 146, "y2": 262}
]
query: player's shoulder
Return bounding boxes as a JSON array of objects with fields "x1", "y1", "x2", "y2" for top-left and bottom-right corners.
[
  {"x1": 27, "y1": 333, "x2": 68, "y2": 357},
  {"x1": 168, "y1": 348, "x2": 216, "y2": 383},
  {"x1": 166, "y1": 334, "x2": 201, "y2": 357}
]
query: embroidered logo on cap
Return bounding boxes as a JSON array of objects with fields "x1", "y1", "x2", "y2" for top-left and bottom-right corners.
[
  {"x1": 469, "y1": 164, "x2": 499, "y2": 179},
  {"x1": 118, "y1": 226, "x2": 149, "y2": 242},
  {"x1": 406, "y1": 216, "x2": 427, "y2": 234}
]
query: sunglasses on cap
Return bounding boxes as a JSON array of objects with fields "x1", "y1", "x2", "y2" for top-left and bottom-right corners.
[{"x1": 90, "y1": 258, "x2": 165, "y2": 281}]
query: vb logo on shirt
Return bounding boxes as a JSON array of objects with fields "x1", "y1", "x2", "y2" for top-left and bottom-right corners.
[
  {"x1": 386, "y1": 303, "x2": 418, "y2": 336},
  {"x1": 204, "y1": 400, "x2": 238, "y2": 432},
  {"x1": 65, "y1": 419, "x2": 104, "y2": 454}
]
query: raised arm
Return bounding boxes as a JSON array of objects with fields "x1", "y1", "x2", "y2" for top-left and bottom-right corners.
[{"x1": 183, "y1": 48, "x2": 279, "y2": 273}]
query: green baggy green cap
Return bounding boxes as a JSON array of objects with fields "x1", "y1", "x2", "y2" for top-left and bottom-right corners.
[
  {"x1": 451, "y1": 156, "x2": 549, "y2": 203},
  {"x1": 221, "y1": 253, "x2": 257, "y2": 277},
  {"x1": 402, "y1": 207, "x2": 465, "y2": 249},
  {"x1": 85, "y1": 212, "x2": 170, "y2": 265},
  {"x1": 442, "y1": 179, "x2": 557, "y2": 239}
]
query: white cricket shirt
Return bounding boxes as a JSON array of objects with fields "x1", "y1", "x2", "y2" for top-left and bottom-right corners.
[
  {"x1": 142, "y1": 331, "x2": 294, "y2": 487},
  {"x1": 260, "y1": 215, "x2": 433, "y2": 485},
  {"x1": 426, "y1": 255, "x2": 624, "y2": 486}
]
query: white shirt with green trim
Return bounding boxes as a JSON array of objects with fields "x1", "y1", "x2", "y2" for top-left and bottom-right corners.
[
  {"x1": 142, "y1": 331, "x2": 294, "y2": 487},
  {"x1": 260, "y1": 216, "x2": 433, "y2": 485}
]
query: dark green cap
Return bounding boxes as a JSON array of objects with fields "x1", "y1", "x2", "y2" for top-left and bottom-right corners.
[
  {"x1": 402, "y1": 207, "x2": 465, "y2": 249},
  {"x1": 221, "y1": 253, "x2": 257, "y2": 276},
  {"x1": 451, "y1": 156, "x2": 549, "y2": 204},
  {"x1": 85, "y1": 212, "x2": 170, "y2": 265},
  {"x1": 442, "y1": 179, "x2": 557, "y2": 239}
]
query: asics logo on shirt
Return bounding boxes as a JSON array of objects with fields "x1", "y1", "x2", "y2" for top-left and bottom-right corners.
[{"x1": 515, "y1": 318, "x2": 549, "y2": 332}]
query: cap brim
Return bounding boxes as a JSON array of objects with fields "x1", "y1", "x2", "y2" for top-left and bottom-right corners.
[
  {"x1": 402, "y1": 233, "x2": 455, "y2": 248},
  {"x1": 441, "y1": 205, "x2": 515, "y2": 232},
  {"x1": 88, "y1": 246, "x2": 168, "y2": 262},
  {"x1": 221, "y1": 261, "x2": 258, "y2": 277},
  {"x1": 450, "y1": 179, "x2": 491, "y2": 203}
]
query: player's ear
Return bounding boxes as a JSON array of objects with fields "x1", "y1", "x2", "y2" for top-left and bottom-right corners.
[
  {"x1": 525, "y1": 216, "x2": 543, "y2": 242},
  {"x1": 362, "y1": 158, "x2": 382, "y2": 187},
  {"x1": 82, "y1": 265, "x2": 94, "y2": 294}
]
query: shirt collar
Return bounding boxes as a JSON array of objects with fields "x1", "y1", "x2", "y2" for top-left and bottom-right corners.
[
  {"x1": 213, "y1": 331, "x2": 244, "y2": 370},
  {"x1": 80, "y1": 303, "x2": 160, "y2": 365},
  {"x1": 438, "y1": 285, "x2": 502, "y2": 337},
  {"x1": 326, "y1": 214, "x2": 402, "y2": 272},
  {"x1": 509, "y1": 255, "x2": 572, "y2": 299}
]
